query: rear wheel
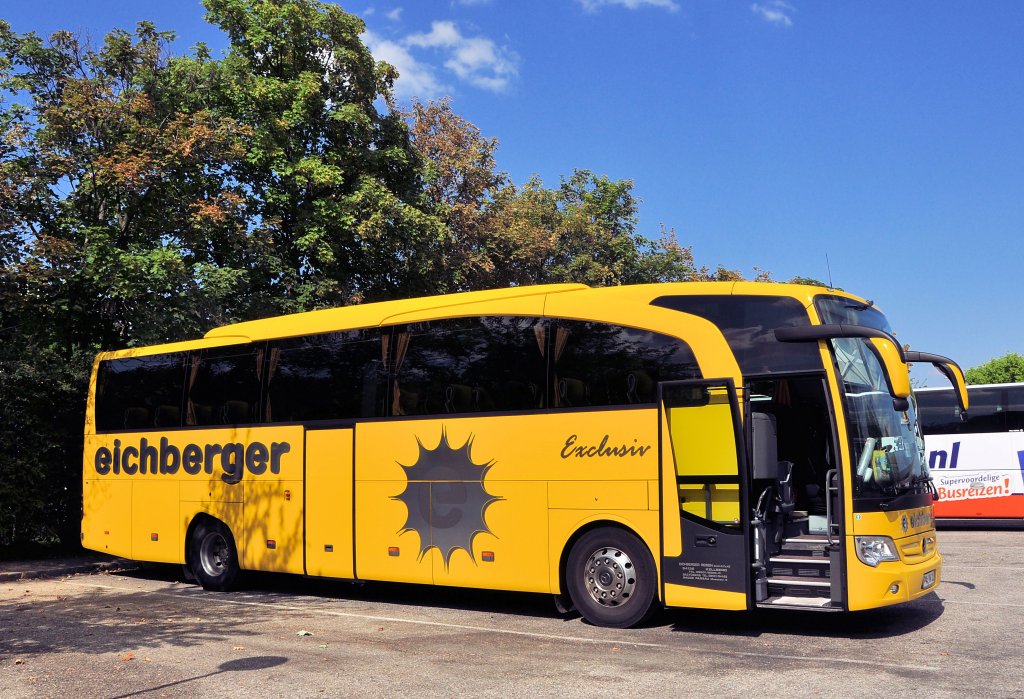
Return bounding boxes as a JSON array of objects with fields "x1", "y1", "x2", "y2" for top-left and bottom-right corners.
[
  {"x1": 566, "y1": 528, "x2": 657, "y2": 628},
  {"x1": 189, "y1": 519, "x2": 240, "y2": 591}
]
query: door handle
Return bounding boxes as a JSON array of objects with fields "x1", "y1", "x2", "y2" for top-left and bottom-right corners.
[{"x1": 695, "y1": 535, "x2": 718, "y2": 547}]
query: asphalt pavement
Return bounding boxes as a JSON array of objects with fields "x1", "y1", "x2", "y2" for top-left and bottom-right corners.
[
  {"x1": 1, "y1": 529, "x2": 1023, "y2": 698},
  {"x1": 0, "y1": 551, "x2": 138, "y2": 582}
]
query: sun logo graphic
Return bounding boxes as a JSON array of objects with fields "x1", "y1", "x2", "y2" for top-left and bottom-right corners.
[{"x1": 393, "y1": 430, "x2": 501, "y2": 568}]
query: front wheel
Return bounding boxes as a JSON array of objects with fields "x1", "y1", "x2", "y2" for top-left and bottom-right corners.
[
  {"x1": 188, "y1": 519, "x2": 240, "y2": 591},
  {"x1": 565, "y1": 528, "x2": 657, "y2": 628}
]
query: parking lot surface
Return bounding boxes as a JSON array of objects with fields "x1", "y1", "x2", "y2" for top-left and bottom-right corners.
[{"x1": 1, "y1": 529, "x2": 1021, "y2": 698}]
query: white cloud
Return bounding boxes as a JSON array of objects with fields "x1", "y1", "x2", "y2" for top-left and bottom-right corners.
[
  {"x1": 751, "y1": 1, "x2": 795, "y2": 27},
  {"x1": 386, "y1": 8, "x2": 403, "y2": 21},
  {"x1": 406, "y1": 21, "x2": 464, "y2": 49},
  {"x1": 365, "y1": 20, "x2": 519, "y2": 99},
  {"x1": 578, "y1": 0, "x2": 679, "y2": 12},
  {"x1": 362, "y1": 30, "x2": 448, "y2": 100}
]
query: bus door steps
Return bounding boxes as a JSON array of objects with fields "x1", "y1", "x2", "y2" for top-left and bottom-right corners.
[
  {"x1": 766, "y1": 535, "x2": 837, "y2": 601},
  {"x1": 781, "y1": 534, "x2": 830, "y2": 548},
  {"x1": 767, "y1": 554, "x2": 831, "y2": 581},
  {"x1": 757, "y1": 595, "x2": 841, "y2": 610},
  {"x1": 766, "y1": 575, "x2": 831, "y2": 588},
  {"x1": 764, "y1": 575, "x2": 834, "y2": 607}
]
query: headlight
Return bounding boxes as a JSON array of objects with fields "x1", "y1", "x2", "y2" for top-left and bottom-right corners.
[{"x1": 855, "y1": 536, "x2": 899, "y2": 567}]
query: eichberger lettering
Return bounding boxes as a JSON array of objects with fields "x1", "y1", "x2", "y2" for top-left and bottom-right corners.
[{"x1": 93, "y1": 438, "x2": 291, "y2": 483}]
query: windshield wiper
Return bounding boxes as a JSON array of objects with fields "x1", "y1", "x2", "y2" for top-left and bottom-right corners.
[
  {"x1": 878, "y1": 490, "x2": 925, "y2": 511},
  {"x1": 878, "y1": 478, "x2": 936, "y2": 510},
  {"x1": 845, "y1": 300, "x2": 874, "y2": 311}
]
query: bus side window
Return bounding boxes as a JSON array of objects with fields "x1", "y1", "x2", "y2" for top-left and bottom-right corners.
[
  {"x1": 390, "y1": 317, "x2": 547, "y2": 417},
  {"x1": 915, "y1": 390, "x2": 961, "y2": 434},
  {"x1": 264, "y1": 329, "x2": 387, "y2": 422},
  {"x1": 185, "y1": 346, "x2": 262, "y2": 427},
  {"x1": 551, "y1": 320, "x2": 700, "y2": 409},
  {"x1": 95, "y1": 354, "x2": 187, "y2": 432},
  {"x1": 1006, "y1": 387, "x2": 1024, "y2": 432},
  {"x1": 959, "y1": 387, "x2": 1006, "y2": 434}
]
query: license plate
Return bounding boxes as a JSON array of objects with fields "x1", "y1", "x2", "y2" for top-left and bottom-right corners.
[{"x1": 921, "y1": 570, "x2": 935, "y2": 589}]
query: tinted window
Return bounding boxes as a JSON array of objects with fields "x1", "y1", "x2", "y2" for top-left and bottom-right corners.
[
  {"x1": 551, "y1": 320, "x2": 699, "y2": 408},
  {"x1": 1007, "y1": 387, "x2": 1024, "y2": 431},
  {"x1": 814, "y1": 295, "x2": 895, "y2": 334},
  {"x1": 392, "y1": 317, "x2": 546, "y2": 416},
  {"x1": 95, "y1": 354, "x2": 187, "y2": 431},
  {"x1": 652, "y1": 295, "x2": 819, "y2": 375},
  {"x1": 266, "y1": 330, "x2": 386, "y2": 422},
  {"x1": 915, "y1": 389, "x2": 963, "y2": 434},
  {"x1": 186, "y1": 345, "x2": 262, "y2": 426},
  {"x1": 917, "y1": 386, "x2": 1024, "y2": 435}
]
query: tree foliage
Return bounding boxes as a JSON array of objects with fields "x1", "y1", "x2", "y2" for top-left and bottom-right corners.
[
  {"x1": 0, "y1": 1, "x2": 442, "y2": 546},
  {"x1": 965, "y1": 353, "x2": 1024, "y2": 385},
  {"x1": 405, "y1": 97, "x2": 728, "y2": 288},
  {"x1": 202, "y1": 0, "x2": 445, "y2": 308},
  {"x1": 0, "y1": 19, "x2": 253, "y2": 546}
]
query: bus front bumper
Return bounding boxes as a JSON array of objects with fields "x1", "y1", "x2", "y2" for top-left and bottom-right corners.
[{"x1": 846, "y1": 550, "x2": 942, "y2": 611}]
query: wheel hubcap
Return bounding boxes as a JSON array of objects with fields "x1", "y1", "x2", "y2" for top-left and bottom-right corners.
[
  {"x1": 199, "y1": 532, "x2": 229, "y2": 577},
  {"x1": 584, "y1": 546, "x2": 636, "y2": 607}
]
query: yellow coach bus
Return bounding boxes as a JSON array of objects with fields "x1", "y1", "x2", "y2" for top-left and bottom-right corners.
[{"x1": 82, "y1": 282, "x2": 968, "y2": 627}]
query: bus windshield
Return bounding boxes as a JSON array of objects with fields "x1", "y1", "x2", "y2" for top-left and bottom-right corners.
[{"x1": 833, "y1": 337, "x2": 927, "y2": 498}]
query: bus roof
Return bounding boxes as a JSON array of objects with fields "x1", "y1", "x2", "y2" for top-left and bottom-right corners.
[
  {"x1": 95, "y1": 280, "x2": 870, "y2": 359},
  {"x1": 201, "y1": 280, "x2": 870, "y2": 342}
]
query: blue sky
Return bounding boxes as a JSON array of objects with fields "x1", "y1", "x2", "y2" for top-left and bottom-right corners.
[{"x1": 4, "y1": 1, "x2": 1023, "y2": 383}]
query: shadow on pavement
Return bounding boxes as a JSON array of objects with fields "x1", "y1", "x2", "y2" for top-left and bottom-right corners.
[
  {"x1": 115, "y1": 564, "x2": 945, "y2": 640},
  {"x1": 106, "y1": 655, "x2": 288, "y2": 699},
  {"x1": 663, "y1": 592, "x2": 945, "y2": 639},
  {"x1": 0, "y1": 572, "x2": 267, "y2": 657},
  {"x1": 119, "y1": 563, "x2": 563, "y2": 622}
]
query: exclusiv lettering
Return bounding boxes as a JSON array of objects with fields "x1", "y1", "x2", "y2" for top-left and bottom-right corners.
[{"x1": 560, "y1": 434, "x2": 652, "y2": 459}]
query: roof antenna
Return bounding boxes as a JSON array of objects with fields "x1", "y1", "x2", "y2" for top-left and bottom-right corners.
[{"x1": 826, "y1": 254, "x2": 834, "y2": 289}]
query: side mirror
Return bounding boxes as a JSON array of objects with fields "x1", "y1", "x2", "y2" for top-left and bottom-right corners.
[
  {"x1": 905, "y1": 351, "x2": 969, "y2": 413},
  {"x1": 867, "y1": 337, "x2": 912, "y2": 399},
  {"x1": 775, "y1": 325, "x2": 911, "y2": 402}
]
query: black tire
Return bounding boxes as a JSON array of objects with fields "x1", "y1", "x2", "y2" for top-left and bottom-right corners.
[
  {"x1": 565, "y1": 527, "x2": 657, "y2": 628},
  {"x1": 188, "y1": 519, "x2": 241, "y2": 591}
]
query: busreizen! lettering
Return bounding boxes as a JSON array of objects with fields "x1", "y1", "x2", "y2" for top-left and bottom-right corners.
[{"x1": 93, "y1": 437, "x2": 291, "y2": 484}]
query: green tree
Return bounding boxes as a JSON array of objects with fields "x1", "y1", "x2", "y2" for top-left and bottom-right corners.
[
  {"x1": 0, "y1": 21, "x2": 253, "y2": 348},
  {"x1": 405, "y1": 97, "x2": 509, "y2": 290},
  {"x1": 483, "y1": 171, "x2": 706, "y2": 287},
  {"x1": 788, "y1": 276, "x2": 830, "y2": 287},
  {"x1": 203, "y1": 0, "x2": 444, "y2": 308},
  {"x1": 405, "y1": 100, "x2": 710, "y2": 289},
  {"x1": 0, "y1": 20, "x2": 257, "y2": 546},
  {"x1": 0, "y1": 0, "x2": 445, "y2": 546},
  {"x1": 965, "y1": 353, "x2": 1024, "y2": 385}
]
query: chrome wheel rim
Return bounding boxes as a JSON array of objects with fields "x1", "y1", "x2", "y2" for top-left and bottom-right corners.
[
  {"x1": 584, "y1": 546, "x2": 636, "y2": 607},
  {"x1": 199, "y1": 531, "x2": 229, "y2": 577}
]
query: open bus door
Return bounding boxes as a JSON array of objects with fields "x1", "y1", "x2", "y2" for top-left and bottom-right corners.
[{"x1": 659, "y1": 379, "x2": 750, "y2": 611}]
